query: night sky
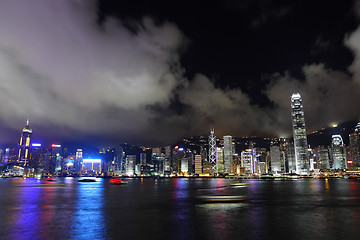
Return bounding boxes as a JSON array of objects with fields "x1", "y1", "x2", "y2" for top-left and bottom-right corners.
[{"x1": 0, "y1": 0, "x2": 359, "y2": 147}]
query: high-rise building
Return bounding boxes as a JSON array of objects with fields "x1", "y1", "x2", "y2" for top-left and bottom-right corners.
[
  {"x1": 331, "y1": 135, "x2": 347, "y2": 169},
  {"x1": 194, "y1": 155, "x2": 202, "y2": 174},
  {"x1": 241, "y1": 149, "x2": 253, "y2": 174},
  {"x1": 349, "y1": 122, "x2": 360, "y2": 167},
  {"x1": 114, "y1": 146, "x2": 124, "y2": 175},
  {"x1": 223, "y1": 135, "x2": 232, "y2": 174},
  {"x1": 291, "y1": 93, "x2": 310, "y2": 174},
  {"x1": 314, "y1": 146, "x2": 330, "y2": 170},
  {"x1": 51, "y1": 144, "x2": 63, "y2": 174},
  {"x1": 125, "y1": 155, "x2": 136, "y2": 176},
  {"x1": 270, "y1": 146, "x2": 282, "y2": 173},
  {"x1": 18, "y1": 119, "x2": 32, "y2": 166},
  {"x1": 164, "y1": 146, "x2": 171, "y2": 174},
  {"x1": 75, "y1": 149, "x2": 83, "y2": 174},
  {"x1": 208, "y1": 126, "x2": 217, "y2": 174},
  {"x1": 285, "y1": 142, "x2": 296, "y2": 173},
  {"x1": 216, "y1": 147, "x2": 224, "y2": 174}
]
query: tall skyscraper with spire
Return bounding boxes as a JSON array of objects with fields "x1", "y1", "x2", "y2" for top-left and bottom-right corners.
[
  {"x1": 18, "y1": 119, "x2": 32, "y2": 166},
  {"x1": 291, "y1": 93, "x2": 309, "y2": 174},
  {"x1": 208, "y1": 125, "x2": 217, "y2": 174}
]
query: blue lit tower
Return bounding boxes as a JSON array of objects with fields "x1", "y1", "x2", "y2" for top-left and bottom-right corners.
[
  {"x1": 208, "y1": 126, "x2": 217, "y2": 174},
  {"x1": 18, "y1": 119, "x2": 32, "y2": 166},
  {"x1": 291, "y1": 93, "x2": 309, "y2": 174}
]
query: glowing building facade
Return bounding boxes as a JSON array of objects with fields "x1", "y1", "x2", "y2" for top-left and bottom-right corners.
[
  {"x1": 291, "y1": 93, "x2": 309, "y2": 174},
  {"x1": 223, "y1": 136, "x2": 232, "y2": 174},
  {"x1": 208, "y1": 126, "x2": 217, "y2": 174},
  {"x1": 18, "y1": 119, "x2": 32, "y2": 166},
  {"x1": 194, "y1": 155, "x2": 202, "y2": 174},
  {"x1": 241, "y1": 149, "x2": 253, "y2": 174},
  {"x1": 349, "y1": 122, "x2": 360, "y2": 167},
  {"x1": 331, "y1": 135, "x2": 347, "y2": 169},
  {"x1": 216, "y1": 147, "x2": 224, "y2": 174}
]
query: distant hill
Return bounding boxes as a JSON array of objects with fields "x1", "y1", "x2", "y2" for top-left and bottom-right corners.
[{"x1": 307, "y1": 120, "x2": 358, "y2": 147}]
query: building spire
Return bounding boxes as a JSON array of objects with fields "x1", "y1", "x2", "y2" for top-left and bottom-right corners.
[{"x1": 26, "y1": 118, "x2": 29, "y2": 126}]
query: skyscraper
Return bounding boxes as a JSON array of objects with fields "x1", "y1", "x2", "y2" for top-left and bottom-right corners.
[
  {"x1": 241, "y1": 149, "x2": 253, "y2": 174},
  {"x1": 291, "y1": 93, "x2": 309, "y2": 174},
  {"x1": 208, "y1": 126, "x2": 217, "y2": 174},
  {"x1": 194, "y1": 155, "x2": 202, "y2": 174},
  {"x1": 114, "y1": 146, "x2": 124, "y2": 175},
  {"x1": 223, "y1": 135, "x2": 232, "y2": 174},
  {"x1": 18, "y1": 119, "x2": 32, "y2": 166},
  {"x1": 331, "y1": 135, "x2": 347, "y2": 169},
  {"x1": 216, "y1": 147, "x2": 224, "y2": 174},
  {"x1": 349, "y1": 122, "x2": 360, "y2": 167},
  {"x1": 270, "y1": 145, "x2": 281, "y2": 173}
]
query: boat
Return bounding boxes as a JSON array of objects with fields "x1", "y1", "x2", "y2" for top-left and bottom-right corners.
[
  {"x1": 78, "y1": 179, "x2": 96, "y2": 182},
  {"x1": 286, "y1": 174, "x2": 300, "y2": 180},
  {"x1": 109, "y1": 178, "x2": 128, "y2": 185},
  {"x1": 230, "y1": 182, "x2": 248, "y2": 187},
  {"x1": 197, "y1": 195, "x2": 246, "y2": 203},
  {"x1": 45, "y1": 178, "x2": 56, "y2": 182}
]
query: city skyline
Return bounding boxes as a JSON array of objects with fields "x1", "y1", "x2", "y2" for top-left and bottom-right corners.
[{"x1": 0, "y1": 0, "x2": 360, "y2": 147}]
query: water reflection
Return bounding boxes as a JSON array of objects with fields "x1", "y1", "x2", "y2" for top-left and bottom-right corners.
[
  {"x1": 2, "y1": 178, "x2": 360, "y2": 240},
  {"x1": 71, "y1": 178, "x2": 107, "y2": 240},
  {"x1": 8, "y1": 178, "x2": 43, "y2": 239}
]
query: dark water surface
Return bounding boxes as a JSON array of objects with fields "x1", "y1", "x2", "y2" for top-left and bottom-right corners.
[{"x1": 1, "y1": 178, "x2": 360, "y2": 240}]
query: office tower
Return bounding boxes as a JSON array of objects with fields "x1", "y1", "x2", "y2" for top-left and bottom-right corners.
[
  {"x1": 164, "y1": 146, "x2": 171, "y2": 174},
  {"x1": 114, "y1": 146, "x2": 124, "y2": 174},
  {"x1": 256, "y1": 148, "x2": 268, "y2": 174},
  {"x1": 291, "y1": 93, "x2": 310, "y2": 174},
  {"x1": 349, "y1": 122, "x2": 360, "y2": 167},
  {"x1": 223, "y1": 136, "x2": 233, "y2": 174},
  {"x1": 208, "y1": 126, "x2": 217, "y2": 173},
  {"x1": 285, "y1": 142, "x2": 296, "y2": 173},
  {"x1": 231, "y1": 153, "x2": 241, "y2": 174},
  {"x1": 331, "y1": 135, "x2": 347, "y2": 169},
  {"x1": 216, "y1": 147, "x2": 224, "y2": 174},
  {"x1": 140, "y1": 153, "x2": 147, "y2": 166},
  {"x1": 241, "y1": 149, "x2": 253, "y2": 174},
  {"x1": 51, "y1": 144, "x2": 63, "y2": 174},
  {"x1": 270, "y1": 146, "x2": 282, "y2": 173},
  {"x1": 125, "y1": 155, "x2": 136, "y2": 176},
  {"x1": 75, "y1": 149, "x2": 83, "y2": 174},
  {"x1": 194, "y1": 155, "x2": 202, "y2": 174},
  {"x1": 152, "y1": 147, "x2": 161, "y2": 156},
  {"x1": 314, "y1": 146, "x2": 330, "y2": 170},
  {"x1": 18, "y1": 119, "x2": 32, "y2": 166},
  {"x1": 172, "y1": 147, "x2": 185, "y2": 174}
]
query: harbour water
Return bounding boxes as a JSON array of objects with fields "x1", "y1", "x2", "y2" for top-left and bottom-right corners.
[{"x1": 1, "y1": 178, "x2": 360, "y2": 240}]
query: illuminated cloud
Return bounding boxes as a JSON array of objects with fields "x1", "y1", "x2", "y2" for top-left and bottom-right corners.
[{"x1": 0, "y1": 0, "x2": 359, "y2": 146}]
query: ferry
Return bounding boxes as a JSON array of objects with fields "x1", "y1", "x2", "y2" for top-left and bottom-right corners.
[
  {"x1": 197, "y1": 195, "x2": 246, "y2": 203},
  {"x1": 109, "y1": 178, "x2": 128, "y2": 185},
  {"x1": 78, "y1": 178, "x2": 96, "y2": 182}
]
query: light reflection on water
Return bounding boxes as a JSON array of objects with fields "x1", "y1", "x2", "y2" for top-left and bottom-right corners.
[
  {"x1": 1, "y1": 178, "x2": 360, "y2": 240},
  {"x1": 71, "y1": 179, "x2": 107, "y2": 240}
]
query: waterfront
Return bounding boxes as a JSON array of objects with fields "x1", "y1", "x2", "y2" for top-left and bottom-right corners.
[{"x1": 1, "y1": 178, "x2": 360, "y2": 240}]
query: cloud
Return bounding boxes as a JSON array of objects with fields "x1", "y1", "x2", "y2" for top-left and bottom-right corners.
[
  {"x1": 1, "y1": 0, "x2": 360, "y2": 147},
  {"x1": 265, "y1": 64, "x2": 360, "y2": 133},
  {"x1": 0, "y1": 0, "x2": 187, "y2": 145}
]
